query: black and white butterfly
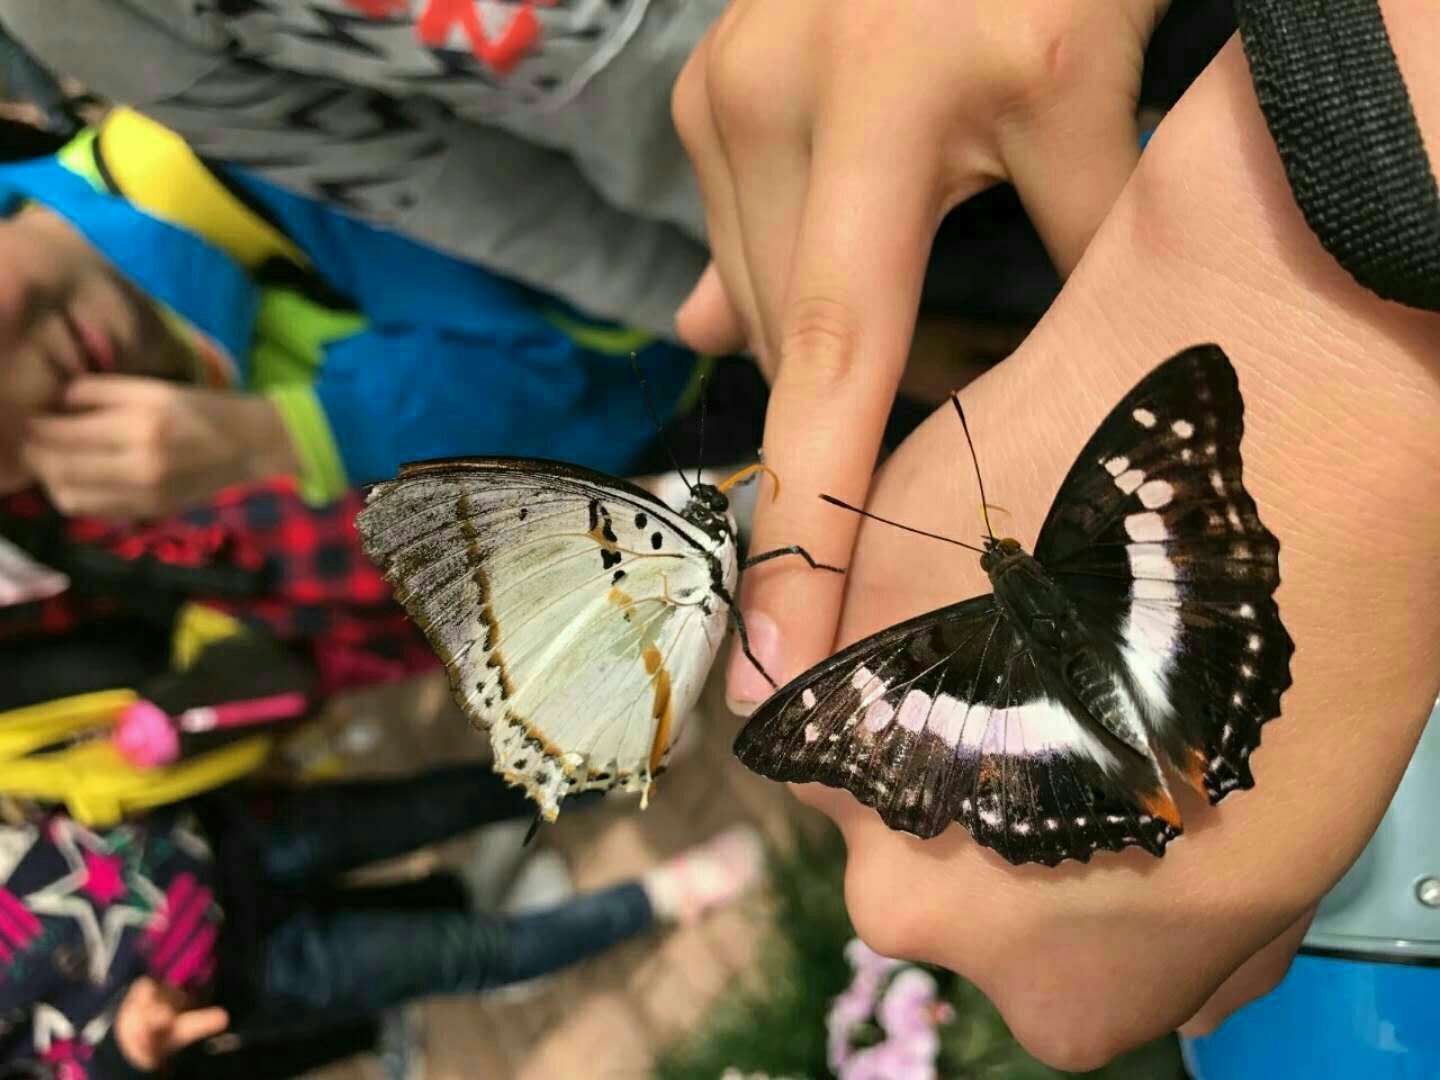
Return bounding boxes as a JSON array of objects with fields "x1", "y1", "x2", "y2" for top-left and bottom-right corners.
[
  {"x1": 356, "y1": 456, "x2": 837, "y2": 822},
  {"x1": 733, "y1": 344, "x2": 1294, "y2": 867}
]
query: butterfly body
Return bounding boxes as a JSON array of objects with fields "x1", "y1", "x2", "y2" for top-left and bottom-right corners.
[
  {"x1": 734, "y1": 345, "x2": 1293, "y2": 867},
  {"x1": 983, "y1": 537, "x2": 1154, "y2": 762}
]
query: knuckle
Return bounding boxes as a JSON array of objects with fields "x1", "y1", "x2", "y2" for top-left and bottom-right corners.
[
  {"x1": 706, "y1": 47, "x2": 784, "y2": 143},
  {"x1": 778, "y1": 296, "x2": 863, "y2": 392},
  {"x1": 670, "y1": 56, "x2": 709, "y2": 155},
  {"x1": 994, "y1": 6, "x2": 1092, "y2": 113}
]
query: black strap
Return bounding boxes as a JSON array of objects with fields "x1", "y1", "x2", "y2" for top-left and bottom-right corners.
[{"x1": 1236, "y1": 0, "x2": 1440, "y2": 312}]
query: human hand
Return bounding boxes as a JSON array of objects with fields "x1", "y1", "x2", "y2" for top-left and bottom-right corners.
[
  {"x1": 0, "y1": 350, "x2": 62, "y2": 494},
  {"x1": 778, "y1": 26, "x2": 1440, "y2": 1070},
  {"x1": 22, "y1": 376, "x2": 298, "y2": 519},
  {"x1": 113, "y1": 977, "x2": 229, "y2": 1072},
  {"x1": 670, "y1": 0, "x2": 1169, "y2": 711}
]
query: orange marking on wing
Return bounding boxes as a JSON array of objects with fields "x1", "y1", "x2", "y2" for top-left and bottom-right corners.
[
  {"x1": 643, "y1": 644, "x2": 674, "y2": 778},
  {"x1": 1140, "y1": 788, "x2": 1183, "y2": 828},
  {"x1": 1182, "y1": 747, "x2": 1208, "y2": 794}
]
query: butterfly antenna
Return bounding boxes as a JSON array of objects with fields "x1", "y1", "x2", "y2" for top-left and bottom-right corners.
[
  {"x1": 951, "y1": 392, "x2": 995, "y2": 541},
  {"x1": 522, "y1": 810, "x2": 543, "y2": 847},
  {"x1": 694, "y1": 372, "x2": 710, "y2": 489},
  {"x1": 821, "y1": 495, "x2": 986, "y2": 555},
  {"x1": 629, "y1": 353, "x2": 693, "y2": 493}
]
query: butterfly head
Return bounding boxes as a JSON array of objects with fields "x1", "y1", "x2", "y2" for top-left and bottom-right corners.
[
  {"x1": 979, "y1": 535, "x2": 1024, "y2": 573},
  {"x1": 681, "y1": 483, "x2": 734, "y2": 541}
]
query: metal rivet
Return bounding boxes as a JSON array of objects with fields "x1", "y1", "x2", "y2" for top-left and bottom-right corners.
[{"x1": 1417, "y1": 877, "x2": 1440, "y2": 908}]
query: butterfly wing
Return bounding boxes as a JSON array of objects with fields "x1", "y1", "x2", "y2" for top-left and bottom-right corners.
[
  {"x1": 357, "y1": 457, "x2": 735, "y2": 820},
  {"x1": 1033, "y1": 344, "x2": 1294, "y2": 802},
  {"x1": 734, "y1": 597, "x2": 1181, "y2": 866}
]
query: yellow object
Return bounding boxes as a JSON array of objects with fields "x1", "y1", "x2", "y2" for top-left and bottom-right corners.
[
  {"x1": 0, "y1": 608, "x2": 276, "y2": 826},
  {"x1": 171, "y1": 602, "x2": 249, "y2": 671},
  {"x1": 0, "y1": 734, "x2": 270, "y2": 828},
  {"x1": 95, "y1": 107, "x2": 308, "y2": 272}
]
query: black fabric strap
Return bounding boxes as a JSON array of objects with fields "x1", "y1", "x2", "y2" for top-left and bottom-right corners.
[{"x1": 1236, "y1": 0, "x2": 1440, "y2": 312}]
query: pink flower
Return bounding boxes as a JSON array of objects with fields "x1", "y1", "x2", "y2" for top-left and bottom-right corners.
[
  {"x1": 877, "y1": 968, "x2": 943, "y2": 1052},
  {"x1": 829, "y1": 945, "x2": 951, "y2": 1080},
  {"x1": 826, "y1": 940, "x2": 905, "y2": 1072},
  {"x1": 841, "y1": 1038, "x2": 936, "y2": 1080}
]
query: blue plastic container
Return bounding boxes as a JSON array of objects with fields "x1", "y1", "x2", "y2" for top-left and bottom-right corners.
[{"x1": 1183, "y1": 700, "x2": 1440, "y2": 1079}]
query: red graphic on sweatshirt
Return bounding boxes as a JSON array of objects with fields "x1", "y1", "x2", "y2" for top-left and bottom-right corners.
[
  {"x1": 417, "y1": 0, "x2": 556, "y2": 74},
  {"x1": 343, "y1": 0, "x2": 408, "y2": 17},
  {"x1": 342, "y1": 0, "x2": 557, "y2": 75}
]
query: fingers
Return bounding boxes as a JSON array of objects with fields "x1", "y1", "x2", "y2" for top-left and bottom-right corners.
[
  {"x1": 726, "y1": 121, "x2": 941, "y2": 712},
  {"x1": 706, "y1": 10, "x2": 812, "y2": 368},
  {"x1": 673, "y1": 42, "x2": 766, "y2": 366},
  {"x1": 22, "y1": 377, "x2": 155, "y2": 516},
  {"x1": 167, "y1": 1006, "x2": 230, "y2": 1053},
  {"x1": 59, "y1": 373, "x2": 160, "y2": 409},
  {"x1": 126, "y1": 976, "x2": 164, "y2": 1012},
  {"x1": 676, "y1": 262, "x2": 747, "y2": 356},
  {"x1": 25, "y1": 409, "x2": 134, "y2": 451},
  {"x1": 999, "y1": 63, "x2": 1145, "y2": 275}
]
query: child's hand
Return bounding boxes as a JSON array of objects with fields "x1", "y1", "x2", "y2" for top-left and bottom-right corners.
[
  {"x1": 0, "y1": 339, "x2": 68, "y2": 495},
  {"x1": 669, "y1": 0, "x2": 1167, "y2": 711},
  {"x1": 22, "y1": 376, "x2": 299, "y2": 519},
  {"x1": 114, "y1": 977, "x2": 229, "y2": 1072}
]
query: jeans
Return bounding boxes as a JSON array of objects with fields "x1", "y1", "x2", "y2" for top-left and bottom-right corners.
[{"x1": 248, "y1": 765, "x2": 651, "y2": 1015}]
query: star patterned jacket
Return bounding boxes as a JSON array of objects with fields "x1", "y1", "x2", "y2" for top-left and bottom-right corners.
[{"x1": 0, "y1": 809, "x2": 220, "y2": 1079}]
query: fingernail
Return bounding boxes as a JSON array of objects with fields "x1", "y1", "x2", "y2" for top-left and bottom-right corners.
[{"x1": 726, "y1": 609, "x2": 780, "y2": 717}]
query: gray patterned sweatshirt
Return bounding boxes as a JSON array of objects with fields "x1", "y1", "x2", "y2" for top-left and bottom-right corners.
[{"x1": 1, "y1": 0, "x2": 722, "y2": 338}]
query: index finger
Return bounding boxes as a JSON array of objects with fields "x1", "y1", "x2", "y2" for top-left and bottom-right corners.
[
  {"x1": 26, "y1": 410, "x2": 132, "y2": 451},
  {"x1": 167, "y1": 1006, "x2": 230, "y2": 1052},
  {"x1": 725, "y1": 120, "x2": 942, "y2": 713}
]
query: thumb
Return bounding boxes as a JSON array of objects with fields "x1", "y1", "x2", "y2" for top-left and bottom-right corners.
[
  {"x1": 676, "y1": 262, "x2": 748, "y2": 357},
  {"x1": 1001, "y1": 85, "x2": 1144, "y2": 276},
  {"x1": 60, "y1": 373, "x2": 160, "y2": 412}
]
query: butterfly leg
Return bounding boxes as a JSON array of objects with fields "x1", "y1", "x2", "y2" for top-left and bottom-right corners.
[
  {"x1": 742, "y1": 545, "x2": 845, "y2": 574},
  {"x1": 522, "y1": 809, "x2": 544, "y2": 847},
  {"x1": 715, "y1": 583, "x2": 780, "y2": 691}
]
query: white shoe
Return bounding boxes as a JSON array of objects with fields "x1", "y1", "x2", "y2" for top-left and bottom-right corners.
[
  {"x1": 457, "y1": 818, "x2": 532, "y2": 912},
  {"x1": 503, "y1": 850, "x2": 575, "y2": 914},
  {"x1": 642, "y1": 824, "x2": 766, "y2": 927}
]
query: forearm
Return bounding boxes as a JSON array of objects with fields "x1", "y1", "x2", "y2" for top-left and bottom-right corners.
[{"x1": 828, "y1": 6, "x2": 1440, "y2": 1067}]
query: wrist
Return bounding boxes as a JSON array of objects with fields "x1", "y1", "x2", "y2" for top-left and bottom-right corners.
[{"x1": 235, "y1": 394, "x2": 301, "y2": 484}]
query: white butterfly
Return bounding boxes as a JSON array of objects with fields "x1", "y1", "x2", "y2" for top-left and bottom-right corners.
[{"x1": 356, "y1": 457, "x2": 838, "y2": 821}]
